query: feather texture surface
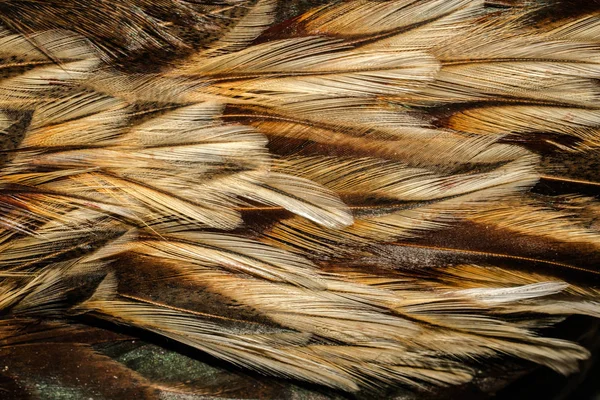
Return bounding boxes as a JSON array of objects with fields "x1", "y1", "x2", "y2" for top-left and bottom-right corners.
[{"x1": 1, "y1": 1, "x2": 600, "y2": 399}]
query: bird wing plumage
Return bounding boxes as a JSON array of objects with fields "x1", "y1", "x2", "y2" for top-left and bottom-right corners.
[{"x1": 1, "y1": 1, "x2": 600, "y2": 399}]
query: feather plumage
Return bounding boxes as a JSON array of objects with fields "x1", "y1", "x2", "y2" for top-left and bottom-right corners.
[{"x1": 1, "y1": 1, "x2": 600, "y2": 399}]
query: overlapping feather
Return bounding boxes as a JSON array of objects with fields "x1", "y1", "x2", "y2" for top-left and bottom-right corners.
[{"x1": 1, "y1": 1, "x2": 600, "y2": 398}]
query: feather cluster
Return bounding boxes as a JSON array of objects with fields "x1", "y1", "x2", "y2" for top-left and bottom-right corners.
[{"x1": 0, "y1": 0, "x2": 600, "y2": 398}]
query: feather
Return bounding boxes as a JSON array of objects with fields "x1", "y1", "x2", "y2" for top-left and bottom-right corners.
[
  {"x1": 126, "y1": 232, "x2": 325, "y2": 288},
  {"x1": 253, "y1": 119, "x2": 528, "y2": 170},
  {"x1": 449, "y1": 105, "x2": 600, "y2": 150},
  {"x1": 0, "y1": 58, "x2": 99, "y2": 106},
  {"x1": 0, "y1": 29, "x2": 97, "y2": 61},
  {"x1": 262, "y1": 155, "x2": 538, "y2": 255},
  {"x1": 301, "y1": 0, "x2": 476, "y2": 37},
  {"x1": 546, "y1": 13, "x2": 600, "y2": 41},
  {"x1": 173, "y1": 36, "x2": 440, "y2": 105},
  {"x1": 196, "y1": 0, "x2": 278, "y2": 55},
  {"x1": 469, "y1": 195, "x2": 600, "y2": 248},
  {"x1": 277, "y1": 155, "x2": 538, "y2": 201}
]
